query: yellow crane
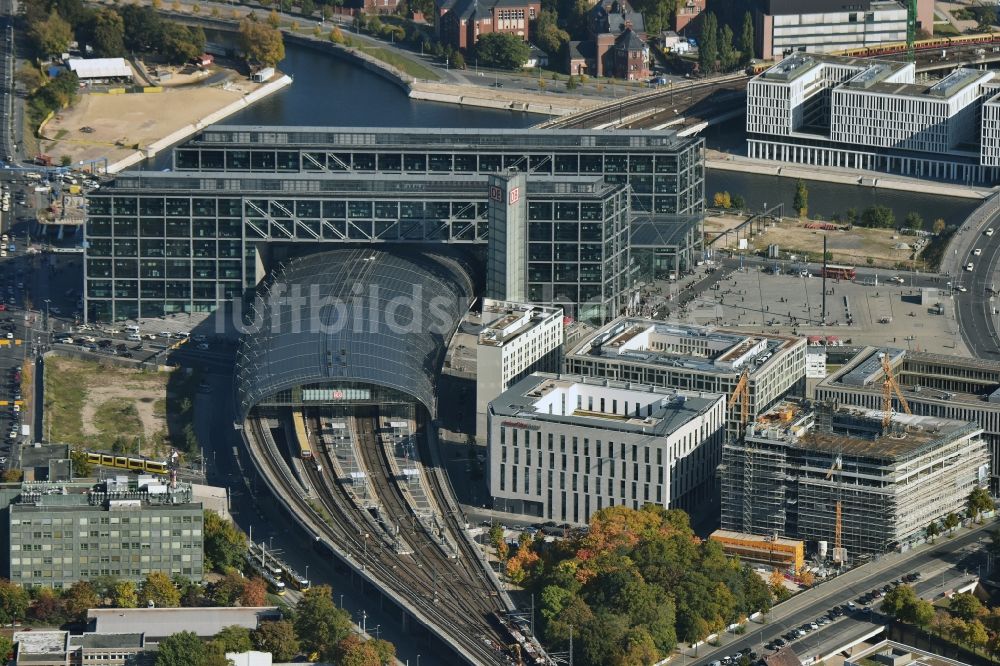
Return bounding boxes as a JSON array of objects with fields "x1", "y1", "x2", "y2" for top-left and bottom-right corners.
[
  {"x1": 825, "y1": 454, "x2": 844, "y2": 555},
  {"x1": 728, "y1": 367, "x2": 751, "y2": 434},
  {"x1": 729, "y1": 367, "x2": 754, "y2": 533},
  {"x1": 881, "y1": 353, "x2": 912, "y2": 428}
]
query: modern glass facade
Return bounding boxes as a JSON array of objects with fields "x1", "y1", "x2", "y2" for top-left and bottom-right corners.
[
  {"x1": 86, "y1": 174, "x2": 630, "y2": 324},
  {"x1": 172, "y1": 126, "x2": 705, "y2": 216}
]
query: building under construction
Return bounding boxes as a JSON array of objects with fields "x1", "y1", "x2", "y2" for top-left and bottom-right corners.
[{"x1": 720, "y1": 401, "x2": 989, "y2": 559}]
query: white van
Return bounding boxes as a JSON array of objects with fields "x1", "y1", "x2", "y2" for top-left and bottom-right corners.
[
  {"x1": 125, "y1": 324, "x2": 140, "y2": 333},
  {"x1": 127, "y1": 333, "x2": 141, "y2": 342}
]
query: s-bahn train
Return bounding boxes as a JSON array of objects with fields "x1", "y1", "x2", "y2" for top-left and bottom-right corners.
[{"x1": 84, "y1": 451, "x2": 169, "y2": 475}]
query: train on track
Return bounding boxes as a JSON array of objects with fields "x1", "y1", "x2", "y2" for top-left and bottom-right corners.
[
  {"x1": 244, "y1": 546, "x2": 286, "y2": 595},
  {"x1": 292, "y1": 408, "x2": 312, "y2": 459},
  {"x1": 746, "y1": 32, "x2": 1000, "y2": 75},
  {"x1": 83, "y1": 451, "x2": 170, "y2": 475}
]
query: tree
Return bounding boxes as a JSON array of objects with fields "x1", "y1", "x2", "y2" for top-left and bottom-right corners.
[
  {"x1": 566, "y1": 75, "x2": 578, "y2": 91},
  {"x1": 475, "y1": 33, "x2": 530, "y2": 70},
  {"x1": 732, "y1": 194, "x2": 746, "y2": 211},
  {"x1": 209, "y1": 570, "x2": 246, "y2": 606},
  {"x1": 452, "y1": 51, "x2": 466, "y2": 70},
  {"x1": 798, "y1": 570, "x2": 815, "y2": 587},
  {"x1": 112, "y1": 581, "x2": 138, "y2": 608},
  {"x1": 882, "y1": 584, "x2": 917, "y2": 619},
  {"x1": 933, "y1": 218, "x2": 947, "y2": 234},
  {"x1": 32, "y1": 10, "x2": 74, "y2": 56},
  {"x1": 299, "y1": 0, "x2": 315, "y2": 15},
  {"x1": 943, "y1": 511, "x2": 961, "y2": 531},
  {"x1": 268, "y1": 9, "x2": 281, "y2": 27},
  {"x1": 926, "y1": 521, "x2": 941, "y2": 542},
  {"x1": 371, "y1": 638, "x2": 396, "y2": 665},
  {"x1": 293, "y1": 585, "x2": 352, "y2": 660},
  {"x1": 15, "y1": 64, "x2": 44, "y2": 94},
  {"x1": 240, "y1": 18, "x2": 286, "y2": 67},
  {"x1": 119, "y1": 5, "x2": 164, "y2": 52},
  {"x1": 214, "y1": 625, "x2": 253, "y2": 653},
  {"x1": 84, "y1": 8, "x2": 125, "y2": 57},
  {"x1": 905, "y1": 211, "x2": 924, "y2": 231},
  {"x1": 533, "y1": 9, "x2": 569, "y2": 56},
  {"x1": 699, "y1": 12, "x2": 718, "y2": 74},
  {"x1": 204, "y1": 511, "x2": 248, "y2": 573},
  {"x1": 768, "y1": 568, "x2": 785, "y2": 594},
  {"x1": 63, "y1": 581, "x2": 99, "y2": 621},
  {"x1": 968, "y1": 486, "x2": 995, "y2": 522},
  {"x1": 718, "y1": 24, "x2": 736, "y2": 72},
  {"x1": 140, "y1": 572, "x2": 181, "y2": 608},
  {"x1": 0, "y1": 579, "x2": 28, "y2": 624},
  {"x1": 793, "y1": 179, "x2": 808, "y2": 217},
  {"x1": 155, "y1": 631, "x2": 206, "y2": 666},
  {"x1": 968, "y1": 619, "x2": 989, "y2": 652},
  {"x1": 29, "y1": 587, "x2": 64, "y2": 623},
  {"x1": 949, "y1": 592, "x2": 983, "y2": 621},
  {"x1": 252, "y1": 620, "x2": 300, "y2": 661},
  {"x1": 241, "y1": 577, "x2": 268, "y2": 607},
  {"x1": 739, "y1": 11, "x2": 754, "y2": 66},
  {"x1": 845, "y1": 207, "x2": 858, "y2": 226},
  {"x1": 912, "y1": 599, "x2": 935, "y2": 630},
  {"x1": 713, "y1": 191, "x2": 731, "y2": 208},
  {"x1": 861, "y1": 204, "x2": 894, "y2": 228},
  {"x1": 334, "y1": 634, "x2": 383, "y2": 665}
]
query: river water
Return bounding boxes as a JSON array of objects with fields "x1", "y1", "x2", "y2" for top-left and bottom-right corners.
[{"x1": 172, "y1": 35, "x2": 979, "y2": 227}]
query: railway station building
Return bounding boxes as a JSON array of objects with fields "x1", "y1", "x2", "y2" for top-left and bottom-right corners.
[
  {"x1": 564, "y1": 318, "x2": 807, "y2": 437},
  {"x1": 816, "y1": 346, "x2": 1000, "y2": 492},
  {"x1": 747, "y1": 54, "x2": 1000, "y2": 183},
  {"x1": 0, "y1": 478, "x2": 204, "y2": 589},
  {"x1": 720, "y1": 401, "x2": 988, "y2": 559},
  {"x1": 486, "y1": 373, "x2": 725, "y2": 524}
]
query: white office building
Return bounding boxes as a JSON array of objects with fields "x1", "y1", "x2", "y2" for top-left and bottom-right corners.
[
  {"x1": 756, "y1": 0, "x2": 909, "y2": 60},
  {"x1": 747, "y1": 53, "x2": 998, "y2": 183},
  {"x1": 565, "y1": 318, "x2": 807, "y2": 437},
  {"x1": 981, "y1": 84, "x2": 1000, "y2": 167},
  {"x1": 476, "y1": 299, "x2": 564, "y2": 440},
  {"x1": 487, "y1": 373, "x2": 725, "y2": 524}
]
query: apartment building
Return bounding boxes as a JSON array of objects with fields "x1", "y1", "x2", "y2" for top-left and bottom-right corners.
[
  {"x1": 487, "y1": 373, "x2": 725, "y2": 523},
  {"x1": 476, "y1": 300, "x2": 564, "y2": 440}
]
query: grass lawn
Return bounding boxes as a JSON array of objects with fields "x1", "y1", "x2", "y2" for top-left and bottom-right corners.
[
  {"x1": 934, "y1": 22, "x2": 961, "y2": 36},
  {"x1": 355, "y1": 45, "x2": 441, "y2": 81}
]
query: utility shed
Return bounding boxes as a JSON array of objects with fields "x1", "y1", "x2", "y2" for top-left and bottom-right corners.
[{"x1": 67, "y1": 57, "x2": 132, "y2": 80}]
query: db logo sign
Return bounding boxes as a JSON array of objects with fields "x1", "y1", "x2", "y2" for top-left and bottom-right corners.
[
  {"x1": 508, "y1": 187, "x2": 520, "y2": 204},
  {"x1": 333, "y1": 390, "x2": 344, "y2": 399},
  {"x1": 489, "y1": 185, "x2": 503, "y2": 202}
]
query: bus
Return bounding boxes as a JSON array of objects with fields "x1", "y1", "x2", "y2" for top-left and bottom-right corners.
[{"x1": 820, "y1": 264, "x2": 856, "y2": 280}]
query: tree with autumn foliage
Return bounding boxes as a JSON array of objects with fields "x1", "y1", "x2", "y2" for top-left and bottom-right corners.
[
  {"x1": 525, "y1": 505, "x2": 772, "y2": 666},
  {"x1": 506, "y1": 534, "x2": 541, "y2": 585},
  {"x1": 241, "y1": 577, "x2": 268, "y2": 606}
]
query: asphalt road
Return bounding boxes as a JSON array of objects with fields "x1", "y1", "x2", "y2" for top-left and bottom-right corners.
[
  {"x1": 690, "y1": 520, "x2": 996, "y2": 665},
  {"x1": 955, "y1": 222, "x2": 1000, "y2": 358}
]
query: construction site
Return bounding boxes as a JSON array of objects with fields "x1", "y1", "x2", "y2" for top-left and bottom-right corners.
[{"x1": 719, "y1": 395, "x2": 988, "y2": 561}]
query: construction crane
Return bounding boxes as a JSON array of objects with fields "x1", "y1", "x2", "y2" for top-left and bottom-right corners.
[
  {"x1": 880, "y1": 353, "x2": 912, "y2": 429},
  {"x1": 825, "y1": 453, "x2": 844, "y2": 561},
  {"x1": 906, "y1": 0, "x2": 917, "y2": 63},
  {"x1": 728, "y1": 367, "x2": 753, "y2": 533}
]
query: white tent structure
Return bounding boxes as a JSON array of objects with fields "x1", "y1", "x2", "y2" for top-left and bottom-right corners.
[{"x1": 66, "y1": 57, "x2": 132, "y2": 80}]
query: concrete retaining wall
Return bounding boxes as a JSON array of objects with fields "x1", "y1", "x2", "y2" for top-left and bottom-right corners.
[{"x1": 106, "y1": 74, "x2": 292, "y2": 173}]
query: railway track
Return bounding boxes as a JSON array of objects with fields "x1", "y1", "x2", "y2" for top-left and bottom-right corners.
[{"x1": 244, "y1": 415, "x2": 514, "y2": 665}]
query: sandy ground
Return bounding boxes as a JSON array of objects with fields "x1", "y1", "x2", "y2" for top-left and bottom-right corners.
[
  {"x1": 706, "y1": 214, "x2": 927, "y2": 269},
  {"x1": 79, "y1": 380, "x2": 166, "y2": 441},
  {"x1": 39, "y1": 72, "x2": 263, "y2": 168}
]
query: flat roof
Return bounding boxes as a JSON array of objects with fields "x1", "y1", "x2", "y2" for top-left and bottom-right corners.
[
  {"x1": 190, "y1": 126, "x2": 698, "y2": 150},
  {"x1": 710, "y1": 529, "x2": 803, "y2": 549},
  {"x1": 69, "y1": 633, "x2": 145, "y2": 649},
  {"x1": 14, "y1": 630, "x2": 68, "y2": 654},
  {"x1": 67, "y1": 57, "x2": 131, "y2": 79},
  {"x1": 491, "y1": 373, "x2": 722, "y2": 437},
  {"x1": 479, "y1": 300, "x2": 562, "y2": 347},
  {"x1": 88, "y1": 607, "x2": 281, "y2": 638}
]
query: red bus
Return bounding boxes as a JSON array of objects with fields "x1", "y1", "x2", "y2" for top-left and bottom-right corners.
[{"x1": 821, "y1": 264, "x2": 856, "y2": 280}]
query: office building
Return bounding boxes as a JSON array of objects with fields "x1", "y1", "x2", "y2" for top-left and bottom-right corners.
[
  {"x1": 721, "y1": 401, "x2": 989, "y2": 557},
  {"x1": 85, "y1": 171, "x2": 630, "y2": 324},
  {"x1": 753, "y1": 0, "x2": 930, "y2": 60},
  {"x1": 4, "y1": 478, "x2": 204, "y2": 589},
  {"x1": 13, "y1": 631, "x2": 147, "y2": 666},
  {"x1": 487, "y1": 373, "x2": 725, "y2": 523},
  {"x1": 564, "y1": 318, "x2": 807, "y2": 436},
  {"x1": 476, "y1": 299, "x2": 564, "y2": 440},
  {"x1": 747, "y1": 54, "x2": 999, "y2": 183},
  {"x1": 816, "y1": 346, "x2": 1000, "y2": 491}
]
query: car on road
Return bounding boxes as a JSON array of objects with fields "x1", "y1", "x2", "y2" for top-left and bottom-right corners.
[
  {"x1": 196, "y1": 342, "x2": 210, "y2": 351},
  {"x1": 988, "y1": 228, "x2": 995, "y2": 237},
  {"x1": 966, "y1": 263, "x2": 975, "y2": 271},
  {"x1": 975, "y1": 248, "x2": 983, "y2": 256},
  {"x1": 957, "y1": 285, "x2": 968, "y2": 293}
]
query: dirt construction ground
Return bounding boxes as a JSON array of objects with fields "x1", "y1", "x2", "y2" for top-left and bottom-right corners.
[
  {"x1": 705, "y1": 215, "x2": 925, "y2": 269},
  {"x1": 39, "y1": 73, "x2": 263, "y2": 168}
]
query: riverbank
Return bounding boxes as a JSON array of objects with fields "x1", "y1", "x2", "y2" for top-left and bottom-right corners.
[
  {"x1": 707, "y1": 150, "x2": 994, "y2": 200},
  {"x1": 39, "y1": 71, "x2": 291, "y2": 173}
]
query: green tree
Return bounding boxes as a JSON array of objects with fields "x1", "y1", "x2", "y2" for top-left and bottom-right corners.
[
  {"x1": 452, "y1": 51, "x2": 466, "y2": 70},
  {"x1": 882, "y1": 584, "x2": 917, "y2": 619},
  {"x1": 240, "y1": 18, "x2": 286, "y2": 66},
  {"x1": 155, "y1": 631, "x2": 206, "y2": 666},
  {"x1": 209, "y1": 570, "x2": 246, "y2": 606},
  {"x1": 204, "y1": 511, "x2": 248, "y2": 572},
  {"x1": 949, "y1": 592, "x2": 983, "y2": 621},
  {"x1": 112, "y1": 581, "x2": 138, "y2": 608},
  {"x1": 160, "y1": 24, "x2": 206, "y2": 65},
  {"x1": 861, "y1": 204, "x2": 894, "y2": 228},
  {"x1": 968, "y1": 619, "x2": 989, "y2": 653},
  {"x1": 944, "y1": 511, "x2": 961, "y2": 531},
  {"x1": 793, "y1": 179, "x2": 808, "y2": 217},
  {"x1": 70, "y1": 449, "x2": 93, "y2": 477},
  {"x1": 0, "y1": 579, "x2": 28, "y2": 624},
  {"x1": 32, "y1": 9, "x2": 74, "y2": 56},
  {"x1": 699, "y1": 12, "x2": 718, "y2": 75},
  {"x1": 967, "y1": 486, "x2": 995, "y2": 521},
  {"x1": 252, "y1": 620, "x2": 299, "y2": 661},
  {"x1": 912, "y1": 599, "x2": 935, "y2": 630},
  {"x1": 299, "y1": 0, "x2": 315, "y2": 15},
  {"x1": 475, "y1": 32, "x2": 530, "y2": 69},
  {"x1": 532, "y1": 9, "x2": 568, "y2": 56},
  {"x1": 905, "y1": 211, "x2": 924, "y2": 231},
  {"x1": 85, "y1": 8, "x2": 125, "y2": 57},
  {"x1": 119, "y1": 5, "x2": 164, "y2": 52},
  {"x1": 140, "y1": 572, "x2": 181, "y2": 608},
  {"x1": 926, "y1": 521, "x2": 941, "y2": 542},
  {"x1": 739, "y1": 11, "x2": 754, "y2": 66},
  {"x1": 214, "y1": 625, "x2": 253, "y2": 653},
  {"x1": 732, "y1": 194, "x2": 747, "y2": 211},
  {"x1": 62, "y1": 581, "x2": 99, "y2": 621},
  {"x1": 293, "y1": 585, "x2": 352, "y2": 660},
  {"x1": 718, "y1": 24, "x2": 736, "y2": 72}
]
